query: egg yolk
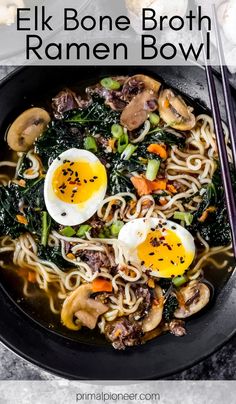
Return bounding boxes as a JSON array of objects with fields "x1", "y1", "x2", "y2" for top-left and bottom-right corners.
[
  {"x1": 52, "y1": 159, "x2": 106, "y2": 204},
  {"x1": 137, "y1": 229, "x2": 194, "y2": 278}
]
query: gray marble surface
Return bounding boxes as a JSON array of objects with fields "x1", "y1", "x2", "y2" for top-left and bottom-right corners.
[{"x1": 0, "y1": 66, "x2": 235, "y2": 381}]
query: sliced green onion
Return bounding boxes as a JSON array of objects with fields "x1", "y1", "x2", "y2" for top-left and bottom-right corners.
[
  {"x1": 60, "y1": 226, "x2": 76, "y2": 237},
  {"x1": 149, "y1": 112, "x2": 160, "y2": 127},
  {"x1": 117, "y1": 133, "x2": 129, "y2": 154},
  {"x1": 100, "y1": 77, "x2": 121, "y2": 90},
  {"x1": 110, "y1": 221, "x2": 124, "y2": 237},
  {"x1": 84, "y1": 136, "x2": 97, "y2": 153},
  {"x1": 173, "y1": 212, "x2": 194, "y2": 226},
  {"x1": 41, "y1": 211, "x2": 51, "y2": 247},
  {"x1": 77, "y1": 224, "x2": 91, "y2": 238},
  {"x1": 146, "y1": 160, "x2": 160, "y2": 181},
  {"x1": 172, "y1": 275, "x2": 188, "y2": 288},
  {"x1": 111, "y1": 123, "x2": 124, "y2": 139},
  {"x1": 121, "y1": 144, "x2": 138, "y2": 160}
]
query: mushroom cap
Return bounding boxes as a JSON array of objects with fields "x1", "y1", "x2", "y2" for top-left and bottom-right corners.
[
  {"x1": 61, "y1": 283, "x2": 108, "y2": 331},
  {"x1": 120, "y1": 90, "x2": 158, "y2": 131},
  {"x1": 158, "y1": 89, "x2": 196, "y2": 131},
  {"x1": 7, "y1": 107, "x2": 51, "y2": 152},
  {"x1": 122, "y1": 74, "x2": 161, "y2": 96},
  {"x1": 142, "y1": 286, "x2": 164, "y2": 333},
  {"x1": 174, "y1": 281, "x2": 210, "y2": 319}
]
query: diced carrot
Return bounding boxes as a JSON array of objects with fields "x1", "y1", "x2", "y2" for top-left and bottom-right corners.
[
  {"x1": 25, "y1": 169, "x2": 34, "y2": 175},
  {"x1": 131, "y1": 176, "x2": 153, "y2": 196},
  {"x1": 67, "y1": 253, "x2": 75, "y2": 260},
  {"x1": 167, "y1": 184, "x2": 178, "y2": 194},
  {"x1": 164, "y1": 99, "x2": 170, "y2": 108},
  {"x1": 151, "y1": 179, "x2": 167, "y2": 191},
  {"x1": 18, "y1": 268, "x2": 29, "y2": 279},
  {"x1": 28, "y1": 271, "x2": 37, "y2": 283},
  {"x1": 16, "y1": 214, "x2": 28, "y2": 225},
  {"x1": 131, "y1": 176, "x2": 167, "y2": 196},
  {"x1": 108, "y1": 138, "x2": 116, "y2": 151},
  {"x1": 147, "y1": 144, "x2": 167, "y2": 160},
  {"x1": 198, "y1": 206, "x2": 216, "y2": 223},
  {"x1": 92, "y1": 278, "x2": 113, "y2": 293},
  {"x1": 148, "y1": 279, "x2": 155, "y2": 288},
  {"x1": 159, "y1": 198, "x2": 168, "y2": 206},
  {"x1": 18, "y1": 179, "x2": 26, "y2": 187}
]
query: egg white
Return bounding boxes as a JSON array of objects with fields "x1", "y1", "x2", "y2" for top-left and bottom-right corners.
[
  {"x1": 44, "y1": 148, "x2": 107, "y2": 226},
  {"x1": 118, "y1": 217, "x2": 196, "y2": 276}
]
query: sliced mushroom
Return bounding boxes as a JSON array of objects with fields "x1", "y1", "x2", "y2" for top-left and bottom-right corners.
[
  {"x1": 120, "y1": 90, "x2": 158, "y2": 131},
  {"x1": 158, "y1": 89, "x2": 196, "y2": 131},
  {"x1": 7, "y1": 108, "x2": 51, "y2": 152},
  {"x1": 61, "y1": 283, "x2": 108, "y2": 331},
  {"x1": 142, "y1": 286, "x2": 164, "y2": 333},
  {"x1": 122, "y1": 74, "x2": 161, "y2": 101},
  {"x1": 174, "y1": 281, "x2": 210, "y2": 319}
]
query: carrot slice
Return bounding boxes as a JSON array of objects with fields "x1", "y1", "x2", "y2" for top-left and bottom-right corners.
[
  {"x1": 92, "y1": 278, "x2": 113, "y2": 293},
  {"x1": 16, "y1": 214, "x2": 28, "y2": 225},
  {"x1": 147, "y1": 144, "x2": 167, "y2": 160},
  {"x1": 28, "y1": 271, "x2": 37, "y2": 283},
  {"x1": 167, "y1": 184, "x2": 177, "y2": 194},
  {"x1": 151, "y1": 179, "x2": 167, "y2": 191},
  {"x1": 131, "y1": 176, "x2": 153, "y2": 196},
  {"x1": 131, "y1": 176, "x2": 167, "y2": 196}
]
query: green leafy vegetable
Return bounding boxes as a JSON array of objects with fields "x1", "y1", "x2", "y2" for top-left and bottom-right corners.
[
  {"x1": 172, "y1": 275, "x2": 188, "y2": 288},
  {"x1": 191, "y1": 164, "x2": 236, "y2": 247},
  {"x1": 110, "y1": 220, "x2": 124, "y2": 237},
  {"x1": 146, "y1": 159, "x2": 160, "y2": 181},
  {"x1": 41, "y1": 211, "x2": 51, "y2": 247},
  {"x1": 83, "y1": 136, "x2": 97, "y2": 152},
  {"x1": 77, "y1": 224, "x2": 91, "y2": 238},
  {"x1": 37, "y1": 245, "x2": 74, "y2": 272},
  {"x1": 60, "y1": 226, "x2": 76, "y2": 237},
  {"x1": 100, "y1": 77, "x2": 121, "y2": 90},
  {"x1": 149, "y1": 112, "x2": 160, "y2": 126},
  {"x1": 174, "y1": 212, "x2": 194, "y2": 226},
  {"x1": 111, "y1": 123, "x2": 124, "y2": 139},
  {"x1": 163, "y1": 295, "x2": 179, "y2": 321}
]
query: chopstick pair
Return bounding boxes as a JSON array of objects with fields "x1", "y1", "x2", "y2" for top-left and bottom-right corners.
[{"x1": 203, "y1": 6, "x2": 236, "y2": 256}]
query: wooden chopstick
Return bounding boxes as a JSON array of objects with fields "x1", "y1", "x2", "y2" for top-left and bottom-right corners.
[
  {"x1": 202, "y1": 11, "x2": 236, "y2": 256},
  {"x1": 212, "y1": 5, "x2": 236, "y2": 170}
]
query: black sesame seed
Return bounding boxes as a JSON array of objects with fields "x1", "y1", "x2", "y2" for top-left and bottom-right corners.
[
  {"x1": 75, "y1": 172, "x2": 78, "y2": 177},
  {"x1": 90, "y1": 179, "x2": 94, "y2": 183},
  {"x1": 141, "y1": 261, "x2": 145, "y2": 265},
  {"x1": 149, "y1": 252, "x2": 155, "y2": 256},
  {"x1": 170, "y1": 260, "x2": 175, "y2": 265},
  {"x1": 84, "y1": 180, "x2": 87, "y2": 184},
  {"x1": 93, "y1": 176, "x2": 98, "y2": 179},
  {"x1": 61, "y1": 212, "x2": 66, "y2": 216}
]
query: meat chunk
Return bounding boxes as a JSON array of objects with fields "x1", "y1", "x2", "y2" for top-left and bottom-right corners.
[
  {"x1": 77, "y1": 250, "x2": 111, "y2": 273},
  {"x1": 104, "y1": 317, "x2": 143, "y2": 350},
  {"x1": 169, "y1": 319, "x2": 186, "y2": 337},
  {"x1": 130, "y1": 286, "x2": 151, "y2": 320},
  {"x1": 52, "y1": 88, "x2": 91, "y2": 119}
]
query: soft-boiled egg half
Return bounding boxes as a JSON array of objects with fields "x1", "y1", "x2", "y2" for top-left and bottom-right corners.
[
  {"x1": 44, "y1": 148, "x2": 107, "y2": 226},
  {"x1": 118, "y1": 218, "x2": 195, "y2": 278}
]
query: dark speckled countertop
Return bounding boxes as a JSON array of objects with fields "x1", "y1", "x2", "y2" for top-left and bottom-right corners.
[{"x1": 0, "y1": 66, "x2": 235, "y2": 381}]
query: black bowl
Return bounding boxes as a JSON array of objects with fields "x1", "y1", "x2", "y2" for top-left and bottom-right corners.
[{"x1": 0, "y1": 65, "x2": 235, "y2": 380}]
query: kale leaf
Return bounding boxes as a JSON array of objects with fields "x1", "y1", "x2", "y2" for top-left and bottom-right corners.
[
  {"x1": 35, "y1": 121, "x2": 84, "y2": 168},
  {"x1": 64, "y1": 97, "x2": 120, "y2": 136},
  {"x1": 191, "y1": 164, "x2": 236, "y2": 247},
  {"x1": 0, "y1": 178, "x2": 51, "y2": 239},
  {"x1": 37, "y1": 245, "x2": 74, "y2": 272},
  {"x1": 163, "y1": 295, "x2": 179, "y2": 321},
  {"x1": 0, "y1": 184, "x2": 25, "y2": 237}
]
